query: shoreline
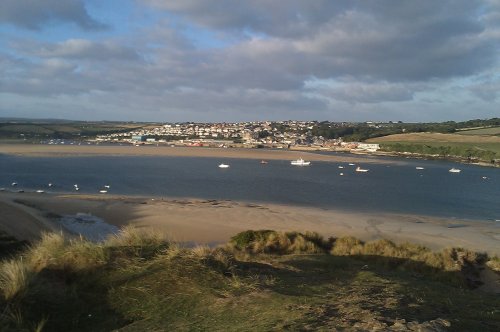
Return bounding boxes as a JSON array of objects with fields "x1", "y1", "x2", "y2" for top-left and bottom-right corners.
[
  {"x1": 0, "y1": 143, "x2": 412, "y2": 165},
  {"x1": 1, "y1": 142, "x2": 497, "y2": 168},
  {"x1": 1, "y1": 192, "x2": 498, "y2": 255}
]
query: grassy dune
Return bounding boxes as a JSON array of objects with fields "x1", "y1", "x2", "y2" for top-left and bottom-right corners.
[{"x1": 0, "y1": 229, "x2": 499, "y2": 331}]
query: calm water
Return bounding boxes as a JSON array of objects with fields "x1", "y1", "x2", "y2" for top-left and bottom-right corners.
[{"x1": 0, "y1": 154, "x2": 499, "y2": 221}]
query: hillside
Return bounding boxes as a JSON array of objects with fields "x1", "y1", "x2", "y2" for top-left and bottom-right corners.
[
  {"x1": 1, "y1": 229, "x2": 499, "y2": 331},
  {"x1": 367, "y1": 132, "x2": 500, "y2": 163}
]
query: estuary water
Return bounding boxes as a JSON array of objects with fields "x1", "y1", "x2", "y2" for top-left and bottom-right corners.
[{"x1": 0, "y1": 154, "x2": 499, "y2": 221}]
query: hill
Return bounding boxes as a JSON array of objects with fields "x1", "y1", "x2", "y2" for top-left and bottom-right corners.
[
  {"x1": 1, "y1": 229, "x2": 499, "y2": 331},
  {"x1": 367, "y1": 132, "x2": 500, "y2": 163}
]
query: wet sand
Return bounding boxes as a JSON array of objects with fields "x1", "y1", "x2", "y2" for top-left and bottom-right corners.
[{"x1": 1, "y1": 192, "x2": 498, "y2": 255}]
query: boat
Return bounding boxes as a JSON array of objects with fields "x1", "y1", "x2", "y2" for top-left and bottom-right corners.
[
  {"x1": 260, "y1": 160, "x2": 268, "y2": 164},
  {"x1": 415, "y1": 167, "x2": 425, "y2": 170},
  {"x1": 36, "y1": 190, "x2": 44, "y2": 193},
  {"x1": 338, "y1": 166, "x2": 344, "y2": 169},
  {"x1": 355, "y1": 166, "x2": 369, "y2": 172},
  {"x1": 339, "y1": 173, "x2": 344, "y2": 176},
  {"x1": 218, "y1": 164, "x2": 230, "y2": 168},
  {"x1": 11, "y1": 182, "x2": 17, "y2": 186},
  {"x1": 449, "y1": 168, "x2": 461, "y2": 173},
  {"x1": 99, "y1": 190, "x2": 108, "y2": 194},
  {"x1": 291, "y1": 158, "x2": 311, "y2": 166},
  {"x1": 104, "y1": 185, "x2": 110, "y2": 189},
  {"x1": 48, "y1": 183, "x2": 53, "y2": 187},
  {"x1": 348, "y1": 163, "x2": 355, "y2": 166}
]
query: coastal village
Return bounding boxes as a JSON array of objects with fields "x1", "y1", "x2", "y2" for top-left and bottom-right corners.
[{"x1": 94, "y1": 121, "x2": 381, "y2": 152}]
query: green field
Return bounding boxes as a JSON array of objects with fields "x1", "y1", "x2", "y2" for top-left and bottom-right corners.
[
  {"x1": 457, "y1": 127, "x2": 500, "y2": 136},
  {"x1": 1, "y1": 229, "x2": 499, "y2": 331},
  {"x1": 380, "y1": 141, "x2": 500, "y2": 155}
]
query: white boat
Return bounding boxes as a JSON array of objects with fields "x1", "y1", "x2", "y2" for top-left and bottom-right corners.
[
  {"x1": 48, "y1": 183, "x2": 53, "y2": 187},
  {"x1": 104, "y1": 185, "x2": 110, "y2": 189},
  {"x1": 415, "y1": 167, "x2": 425, "y2": 170},
  {"x1": 218, "y1": 163, "x2": 230, "y2": 168},
  {"x1": 99, "y1": 190, "x2": 108, "y2": 194},
  {"x1": 291, "y1": 158, "x2": 311, "y2": 166},
  {"x1": 449, "y1": 168, "x2": 461, "y2": 173},
  {"x1": 338, "y1": 166, "x2": 344, "y2": 169},
  {"x1": 339, "y1": 173, "x2": 344, "y2": 176},
  {"x1": 348, "y1": 163, "x2": 355, "y2": 166},
  {"x1": 36, "y1": 190, "x2": 44, "y2": 193},
  {"x1": 11, "y1": 182, "x2": 17, "y2": 186},
  {"x1": 355, "y1": 166, "x2": 369, "y2": 172}
]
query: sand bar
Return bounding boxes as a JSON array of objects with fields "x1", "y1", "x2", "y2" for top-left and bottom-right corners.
[
  {"x1": 1, "y1": 192, "x2": 498, "y2": 255},
  {"x1": 0, "y1": 144, "x2": 405, "y2": 165}
]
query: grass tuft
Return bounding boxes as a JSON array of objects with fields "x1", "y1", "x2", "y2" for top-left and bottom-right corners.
[{"x1": 0, "y1": 258, "x2": 33, "y2": 301}]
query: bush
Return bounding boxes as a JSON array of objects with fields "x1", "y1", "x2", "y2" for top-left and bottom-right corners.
[{"x1": 229, "y1": 230, "x2": 328, "y2": 254}]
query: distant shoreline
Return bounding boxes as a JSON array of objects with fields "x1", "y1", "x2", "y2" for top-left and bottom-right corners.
[{"x1": 0, "y1": 143, "x2": 406, "y2": 165}]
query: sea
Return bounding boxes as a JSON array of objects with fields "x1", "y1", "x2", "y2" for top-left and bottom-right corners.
[{"x1": 0, "y1": 153, "x2": 499, "y2": 222}]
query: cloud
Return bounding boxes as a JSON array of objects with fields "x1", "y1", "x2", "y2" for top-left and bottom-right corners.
[
  {"x1": 1, "y1": 1, "x2": 499, "y2": 121},
  {"x1": 144, "y1": 0, "x2": 500, "y2": 82},
  {"x1": 0, "y1": 0, "x2": 106, "y2": 30},
  {"x1": 33, "y1": 39, "x2": 141, "y2": 61}
]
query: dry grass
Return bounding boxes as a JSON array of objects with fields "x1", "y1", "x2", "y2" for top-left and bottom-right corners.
[
  {"x1": 330, "y1": 236, "x2": 364, "y2": 255},
  {"x1": 486, "y1": 255, "x2": 500, "y2": 272},
  {"x1": 27, "y1": 232, "x2": 107, "y2": 273},
  {"x1": 229, "y1": 230, "x2": 328, "y2": 254},
  {"x1": 0, "y1": 258, "x2": 33, "y2": 301}
]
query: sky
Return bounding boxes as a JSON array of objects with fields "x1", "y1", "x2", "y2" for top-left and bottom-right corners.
[{"x1": 1, "y1": 0, "x2": 499, "y2": 123}]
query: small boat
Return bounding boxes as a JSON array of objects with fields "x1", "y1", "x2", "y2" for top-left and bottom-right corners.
[
  {"x1": 482, "y1": 176, "x2": 488, "y2": 179},
  {"x1": 218, "y1": 164, "x2": 230, "y2": 168},
  {"x1": 339, "y1": 173, "x2": 344, "y2": 176},
  {"x1": 48, "y1": 183, "x2": 53, "y2": 187},
  {"x1": 355, "y1": 166, "x2": 369, "y2": 172},
  {"x1": 415, "y1": 167, "x2": 425, "y2": 170},
  {"x1": 99, "y1": 190, "x2": 108, "y2": 194},
  {"x1": 449, "y1": 168, "x2": 461, "y2": 173},
  {"x1": 11, "y1": 182, "x2": 17, "y2": 186},
  {"x1": 291, "y1": 158, "x2": 311, "y2": 166},
  {"x1": 260, "y1": 160, "x2": 268, "y2": 164},
  {"x1": 74, "y1": 184, "x2": 78, "y2": 188},
  {"x1": 348, "y1": 163, "x2": 355, "y2": 166},
  {"x1": 104, "y1": 185, "x2": 110, "y2": 189},
  {"x1": 36, "y1": 190, "x2": 44, "y2": 193},
  {"x1": 338, "y1": 166, "x2": 344, "y2": 169}
]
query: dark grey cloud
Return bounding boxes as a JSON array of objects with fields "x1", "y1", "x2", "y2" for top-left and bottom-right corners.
[
  {"x1": 145, "y1": 0, "x2": 500, "y2": 82},
  {"x1": 0, "y1": 0, "x2": 106, "y2": 30}
]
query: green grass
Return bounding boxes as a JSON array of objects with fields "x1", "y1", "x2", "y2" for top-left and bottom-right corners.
[
  {"x1": 0, "y1": 230, "x2": 499, "y2": 331},
  {"x1": 458, "y1": 127, "x2": 500, "y2": 136},
  {"x1": 380, "y1": 141, "x2": 500, "y2": 161}
]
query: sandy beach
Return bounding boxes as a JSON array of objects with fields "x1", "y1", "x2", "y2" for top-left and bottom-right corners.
[
  {"x1": 0, "y1": 144, "x2": 406, "y2": 165},
  {"x1": 1, "y1": 192, "x2": 498, "y2": 255}
]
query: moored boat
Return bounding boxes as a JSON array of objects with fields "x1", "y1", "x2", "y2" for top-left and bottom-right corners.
[
  {"x1": 291, "y1": 158, "x2": 311, "y2": 166},
  {"x1": 449, "y1": 168, "x2": 461, "y2": 173},
  {"x1": 355, "y1": 166, "x2": 369, "y2": 172},
  {"x1": 218, "y1": 163, "x2": 230, "y2": 168}
]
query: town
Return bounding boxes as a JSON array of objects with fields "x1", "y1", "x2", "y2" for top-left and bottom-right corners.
[{"x1": 94, "y1": 120, "x2": 381, "y2": 152}]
